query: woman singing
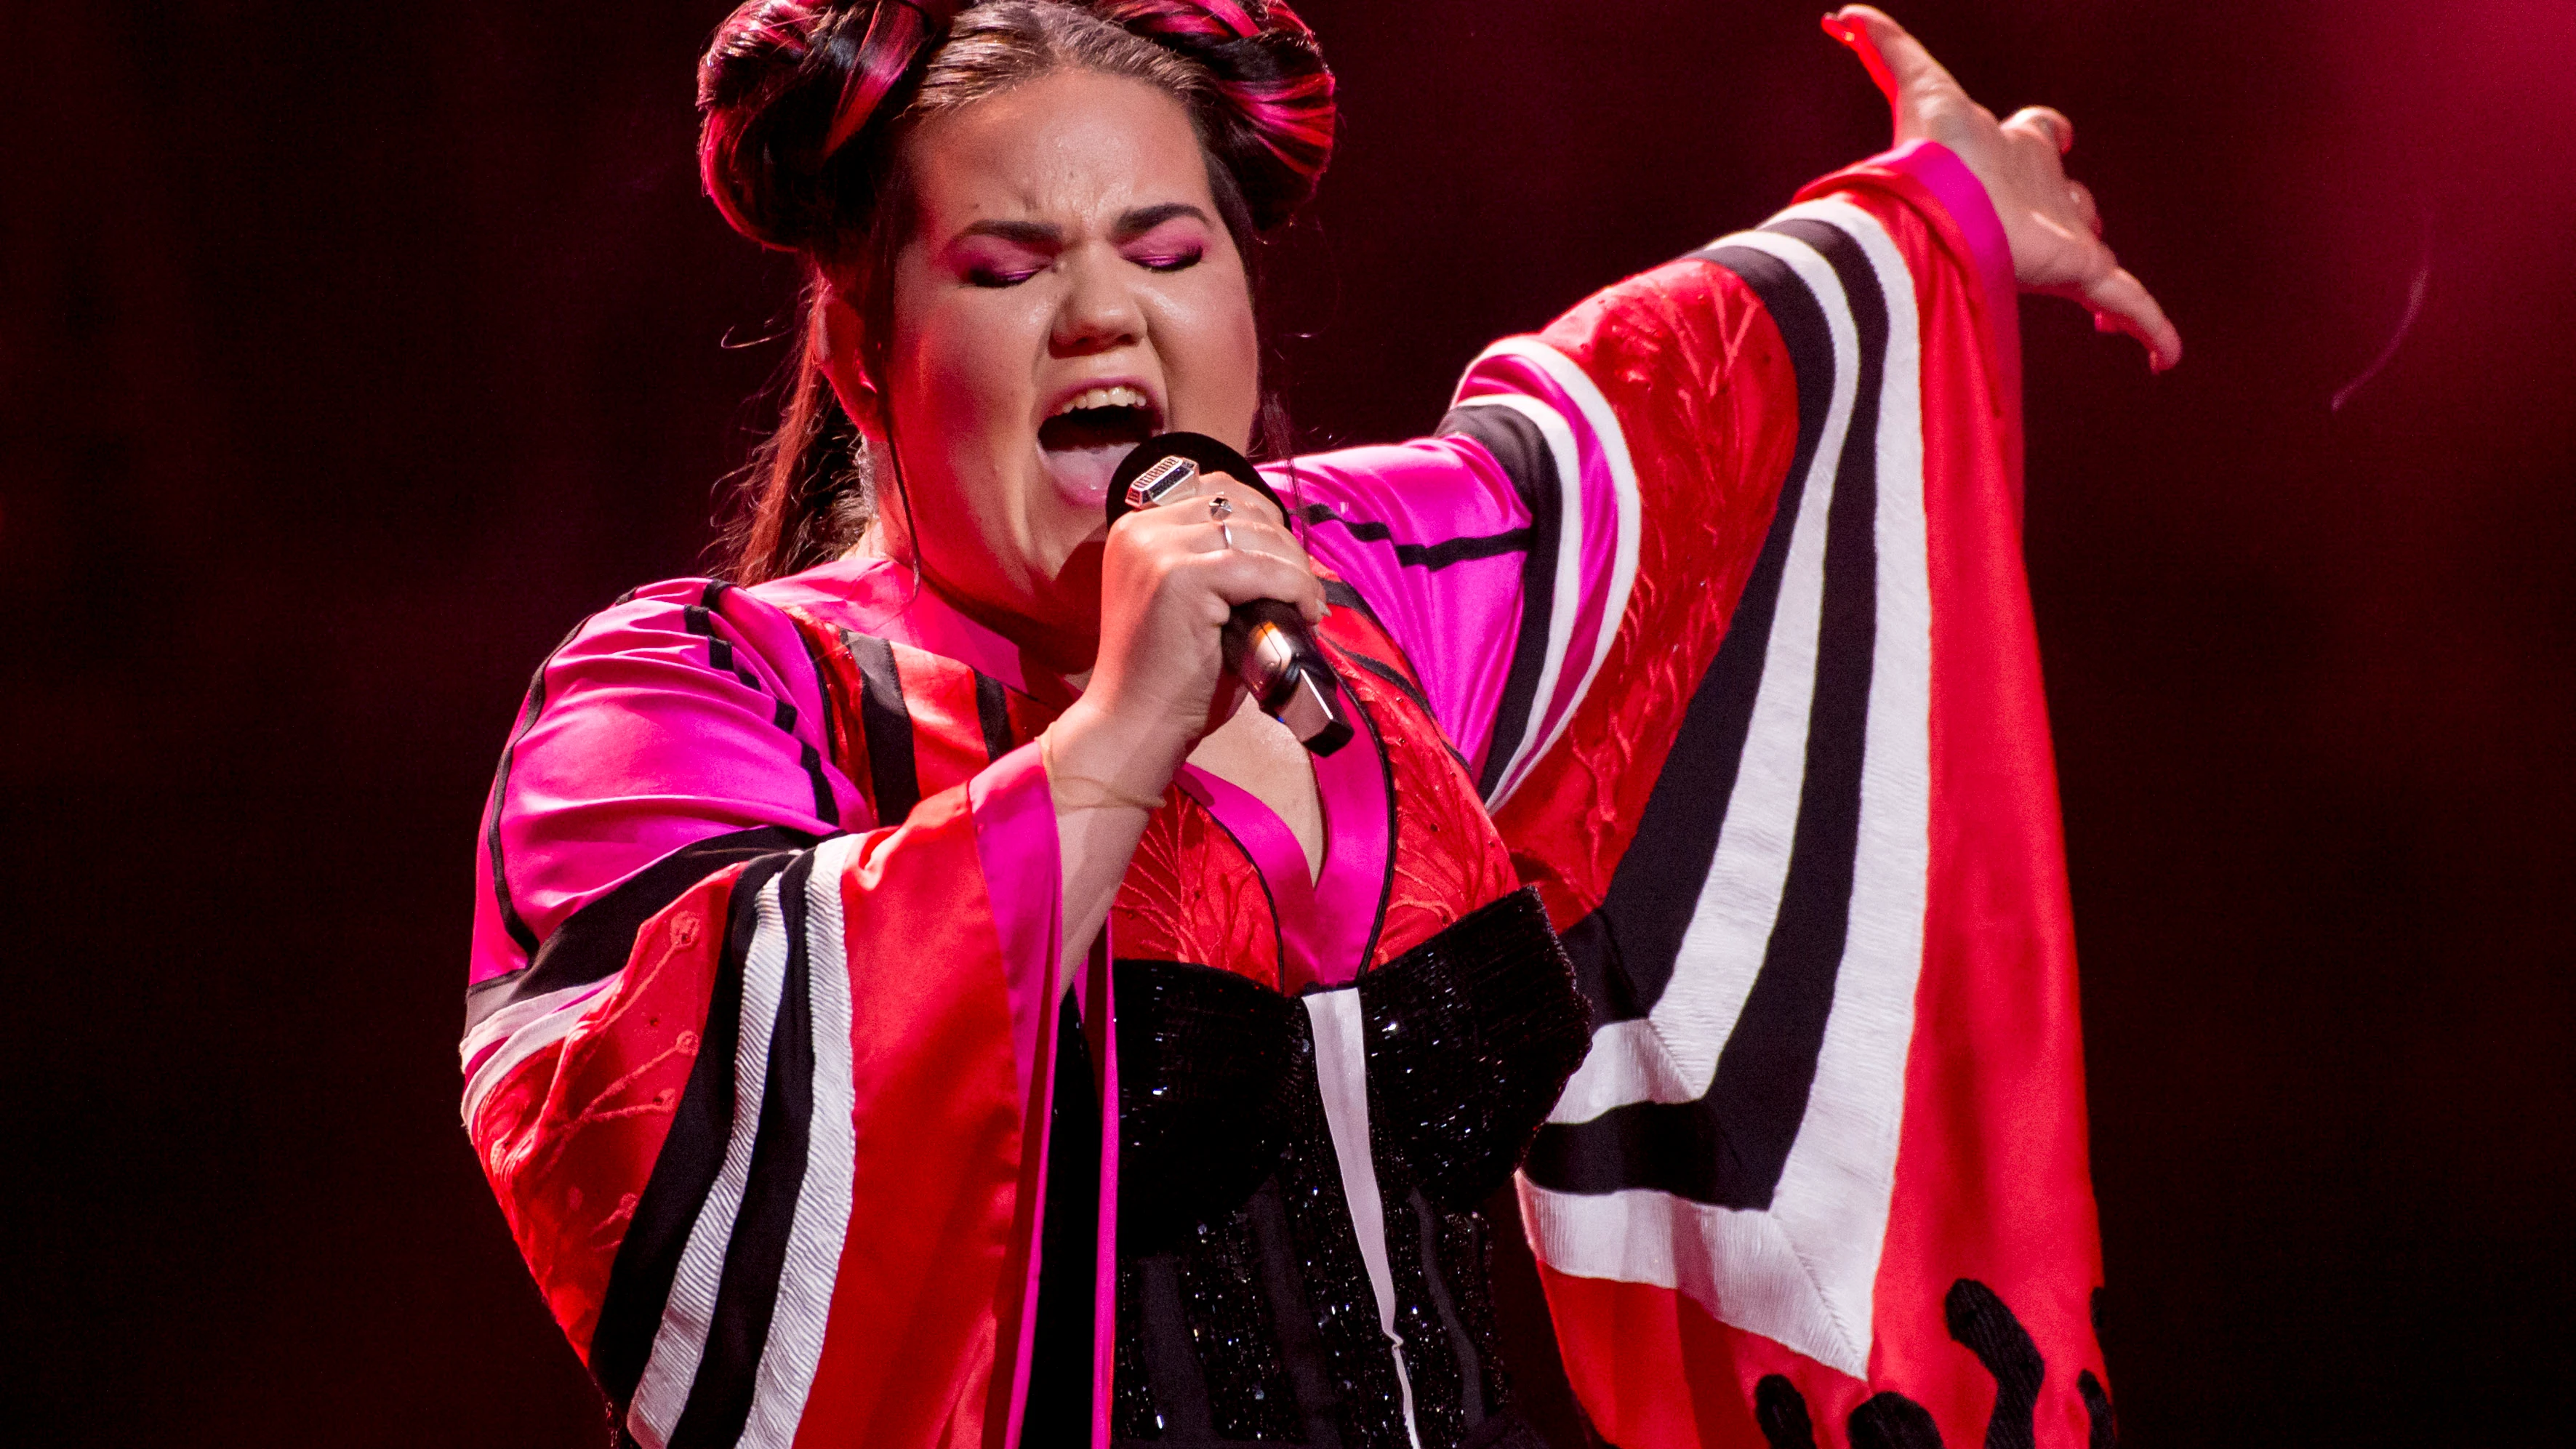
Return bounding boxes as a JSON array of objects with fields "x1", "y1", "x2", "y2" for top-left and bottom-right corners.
[{"x1": 461, "y1": 4, "x2": 2175, "y2": 1445}]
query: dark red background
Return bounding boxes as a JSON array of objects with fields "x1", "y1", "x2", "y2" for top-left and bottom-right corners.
[{"x1": 5, "y1": 2, "x2": 2568, "y2": 1443}]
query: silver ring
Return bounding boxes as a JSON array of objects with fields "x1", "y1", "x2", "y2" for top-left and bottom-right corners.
[
  {"x1": 1219, "y1": 522, "x2": 1236, "y2": 550},
  {"x1": 1209, "y1": 494, "x2": 1235, "y2": 549}
]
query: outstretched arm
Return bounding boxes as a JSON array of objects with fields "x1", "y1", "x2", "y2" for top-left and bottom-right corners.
[{"x1": 1283, "y1": 9, "x2": 2181, "y2": 783}]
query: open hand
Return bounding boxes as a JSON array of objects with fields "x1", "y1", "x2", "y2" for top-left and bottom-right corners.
[{"x1": 1831, "y1": 6, "x2": 2183, "y2": 371}]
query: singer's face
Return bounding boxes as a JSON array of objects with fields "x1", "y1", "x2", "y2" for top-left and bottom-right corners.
[{"x1": 875, "y1": 68, "x2": 1261, "y2": 651}]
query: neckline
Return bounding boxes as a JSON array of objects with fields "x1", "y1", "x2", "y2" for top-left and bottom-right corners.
[{"x1": 1173, "y1": 684, "x2": 1389, "y2": 992}]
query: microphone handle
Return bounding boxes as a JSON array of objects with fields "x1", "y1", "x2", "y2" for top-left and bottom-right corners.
[{"x1": 1221, "y1": 598, "x2": 1354, "y2": 756}]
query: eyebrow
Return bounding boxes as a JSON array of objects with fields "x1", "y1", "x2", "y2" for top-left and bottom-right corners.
[
  {"x1": 952, "y1": 203, "x2": 1211, "y2": 250},
  {"x1": 1111, "y1": 202, "x2": 1211, "y2": 241},
  {"x1": 957, "y1": 218, "x2": 1061, "y2": 249}
]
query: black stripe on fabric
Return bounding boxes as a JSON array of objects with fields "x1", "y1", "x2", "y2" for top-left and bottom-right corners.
[
  {"x1": 788, "y1": 625, "x2": 846, "y2": 828},
  {"x1": 671, "y1": 850, "x2": 821, "y2": 1448},
  {"x1": 1297, "y1": 502, "x2": 1534, "y2": 571},
  {"x1": 1524, "y1": 220, "x2": 1890, "y2": 1210},
  {"x1": 1560, "y1": 242, "x2": 1841, "y2": 1024},
  {"x1": 798, "y1": 741, "x2": 835, "y2": 827},
  {"x1": 974, "y1": 670, "x2": 1016, "y2": 764},
  {"x1": 590, "y1": 852, "x2": 793, "y2": 1413},
  {"x1": 466, "y1": 824, "x2": 827, "y2": 1028},
  {"x1": 1437, "y1": 404, "x2": 1562, "y2": 802},
  {"x1": 841, "y1": 630, "x2": 922, "y2": 824},
  {"x1": 683, "y1": 580, "x2": 767, "y2": 692}
]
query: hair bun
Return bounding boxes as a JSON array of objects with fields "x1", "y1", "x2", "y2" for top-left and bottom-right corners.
[
  {"x1": 700, "y1": 1, "x2": 1333, "y2": 249},
  {"x1": 1092, "y1": 0, "x2": 1336, "y2": 230},
  {"x1": 698, "y1": 1, "x2": 963, "y2": 250}
]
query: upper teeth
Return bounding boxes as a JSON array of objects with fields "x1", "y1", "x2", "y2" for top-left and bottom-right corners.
[{"x1": 1052, "y1": 385, "x2": 1149, "y2": 417}]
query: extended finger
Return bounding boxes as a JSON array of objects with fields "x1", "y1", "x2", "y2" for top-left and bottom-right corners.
[
  {"x1": 2080, "y1": 264, "x2": 2183, "y2": 372},
  {"x1": 1832, "y1": 7, "x2": 1959, "y2": 100},
  {"x1": 2006, "y1": 105, "x2": 2075, "y2": 155}
]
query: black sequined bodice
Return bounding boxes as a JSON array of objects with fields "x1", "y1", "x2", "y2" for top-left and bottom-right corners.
[{"x1": 1109, "y1": 887, "x2": 1591, "y2": 1448}]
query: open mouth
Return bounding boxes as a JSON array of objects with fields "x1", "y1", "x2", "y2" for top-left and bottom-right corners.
[{"x1": 1038, "y1": 385, "x2": 1160, "y2": 510}]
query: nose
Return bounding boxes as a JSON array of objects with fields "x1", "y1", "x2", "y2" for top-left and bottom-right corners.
[{"x1": 1048, "y1": 244, "x2": 1145, "y2": 358}]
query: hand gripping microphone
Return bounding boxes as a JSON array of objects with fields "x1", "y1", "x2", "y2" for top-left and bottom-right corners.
[{"x1": 1106, "y1": 433, "x2": 1353, "y2": 756}]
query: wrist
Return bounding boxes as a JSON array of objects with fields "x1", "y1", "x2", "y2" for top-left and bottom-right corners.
[{"x1": 1043, "y1": 700, "x2": 1187, "y2": 814}]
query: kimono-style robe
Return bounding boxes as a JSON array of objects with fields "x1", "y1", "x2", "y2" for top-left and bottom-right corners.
[{"x1": 463, "y1": 143, "x2": 2111, "y2": 1449}]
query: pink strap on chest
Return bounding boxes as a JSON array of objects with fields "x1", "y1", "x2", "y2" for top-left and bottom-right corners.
[{"x1": 1173, "y1": 695, "x2": 1391, "y2": 993}]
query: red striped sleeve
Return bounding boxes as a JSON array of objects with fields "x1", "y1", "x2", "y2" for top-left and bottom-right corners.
[{"x1": 469, "y1": 863, "x2": 750, "y2": 1360}]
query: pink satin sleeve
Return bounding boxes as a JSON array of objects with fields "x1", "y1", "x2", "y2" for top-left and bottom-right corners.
[
  {"x1": 966, "y1": 740, "x2": 1063, "y2": 1104},
  {"x1": 1267, "y1": 438, "x2": 1533, "y2": 771},
  {"x1": 468, "y1": 578, "x2": 855, "y2": 988}
]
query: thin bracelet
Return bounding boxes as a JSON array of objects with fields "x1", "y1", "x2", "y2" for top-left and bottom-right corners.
[{"x1": 1039, "y1": 728, "x2": 1168, "y2": 813}]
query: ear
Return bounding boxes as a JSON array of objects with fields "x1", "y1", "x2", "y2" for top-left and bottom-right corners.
[{"x1": 813, "y1": 285, "x2": 886, "y2": 445}]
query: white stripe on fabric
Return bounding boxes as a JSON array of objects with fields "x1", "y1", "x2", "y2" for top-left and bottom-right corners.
[
  {"x1": 1545, "y1": 1019, "x2": 1695, "y2": 1121},
  {"x1": 627, "y1": 869, "x2": 793, "y2": 1449},
  {"x1": 458, "y1": 977, "x2": 616, "y2": 1127},
  {"x1": 1522, "y1": 201, "x2": 1933, "y2": 1380},
  {"x1": 1470, "y1": 340, "x2": 1645, "y2": 811},
  {"x1": 739, "y1": 835, "x2": 862, "y2": 1448},
  {"x1": 1754, "y1": 197, "x2": 1931, "y2": 1371},
  {"x1": 1548, "y1": 225, "x2": 1861, "y2": 1122},
  {"x1": 1445, "y1": 388, "x2": 1585, "y2": 809},
  {"x1": 1303, "y1": 988, "x2": 1424, "y2": 1449},
  {"x1": 1520, "y1": 1179, "x2": 1864, "y2": 1373}
]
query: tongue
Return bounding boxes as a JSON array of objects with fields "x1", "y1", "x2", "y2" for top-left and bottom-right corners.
[{"x1": 1043, "y1": 440, "x2": 1136, "y2": 512}]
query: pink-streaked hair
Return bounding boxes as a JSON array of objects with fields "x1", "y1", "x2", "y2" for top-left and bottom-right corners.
[
  {"x1": 1086, "y1": 0, "x2": 1333, "y2": 230},
  {"x1": 695, "y1": 1, "x2": 1335, "y2": 583}
]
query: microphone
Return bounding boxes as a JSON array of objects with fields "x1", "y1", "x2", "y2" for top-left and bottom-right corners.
[{"x1": 1106, "y1": 433, "x2": 1353, "y2": 757}]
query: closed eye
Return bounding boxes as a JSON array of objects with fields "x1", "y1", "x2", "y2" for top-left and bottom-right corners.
[
  {"x1": 950, "y1": 219, "x2": 1059, "y2": 289},
  {"x1": 1118, "y1": 204, "x2": 1212, "y2": 276}
]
